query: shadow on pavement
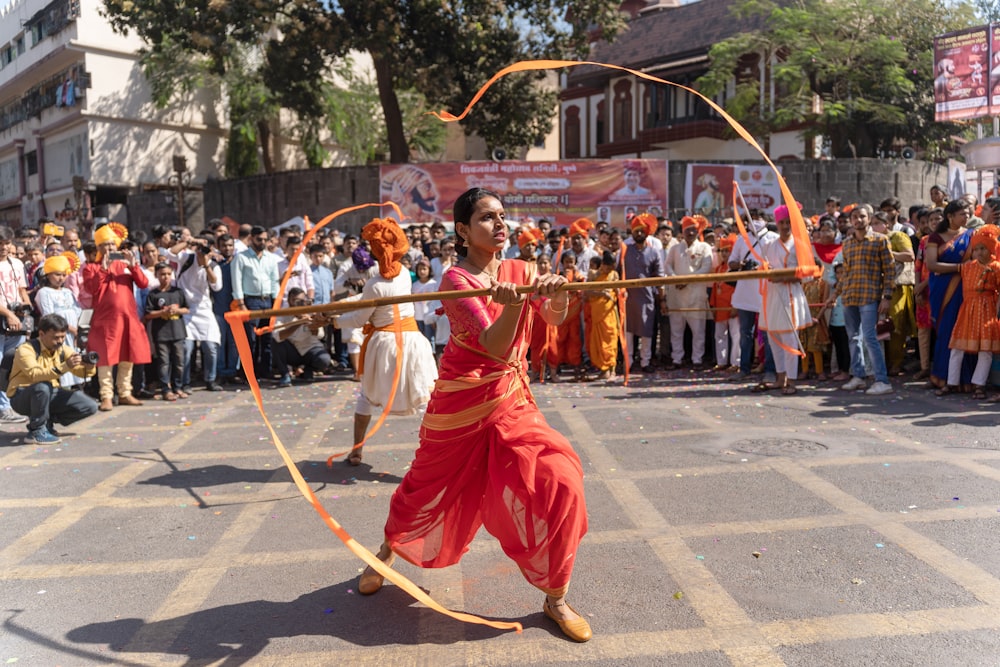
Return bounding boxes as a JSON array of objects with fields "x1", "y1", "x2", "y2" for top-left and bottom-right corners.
[{"x1": 62, "y1": 581, "x2": 532, "y2": 664}]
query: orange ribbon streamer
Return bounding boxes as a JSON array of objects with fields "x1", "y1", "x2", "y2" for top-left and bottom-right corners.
[
  {"x1": 253, "y1": 201, "x2": 405, "y2": 336},
  {"x1": 224, "y1": 307, "x2": 522, "y2": 634},
  {"x1": 227, "y1": 202, "x2": 522, "y2": 634},
  {"x1": 431, "y1": 59, "x2": 819, "y2": 279}
]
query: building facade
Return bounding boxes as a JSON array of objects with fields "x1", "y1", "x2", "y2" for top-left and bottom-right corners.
[
  {"x1": 0, "y1": 0, "x2": 230, "y2": 230},
  {"x1": 561, "y1": 0, "x2": 817, "y2": 166}
]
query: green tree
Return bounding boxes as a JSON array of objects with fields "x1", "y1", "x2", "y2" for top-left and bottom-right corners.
[
  {"x1": 102, "y1": 0, "x2": 625, "y2": 166},
  {"x1": 697, "y1": 0, "x2": 976, "y2": 159}
]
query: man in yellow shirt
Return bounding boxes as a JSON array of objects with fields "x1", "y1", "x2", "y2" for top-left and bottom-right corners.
[{"x1": 7, "y1": 313, "x2": 97, "y2": 444}]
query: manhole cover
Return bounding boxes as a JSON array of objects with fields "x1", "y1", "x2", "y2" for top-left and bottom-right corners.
[{"x1": 731, "y1": 438, "x2": 828, "y2": 457}]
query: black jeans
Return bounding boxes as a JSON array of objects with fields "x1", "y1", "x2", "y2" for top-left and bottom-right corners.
[
  {"x1": 11, "y1": 382, "x2": 99, "y2": 432},
  {"x1": 272, "y1": 340, "x2": 331, "y2": 379},
  {"x1": 155, "y1": 339, "x2": 185, "y2": 393}
]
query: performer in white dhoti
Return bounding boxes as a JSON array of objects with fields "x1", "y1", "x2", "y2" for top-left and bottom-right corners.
[
  {"x1": 758, "y1": 205, "x2": 812, "y2": 395},
  {"x1": 334, "y1": 218, "x2": 438, "y2": 465}
]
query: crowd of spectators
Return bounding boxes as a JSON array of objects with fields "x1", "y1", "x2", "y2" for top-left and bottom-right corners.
[{"x1": 2, "y1": 184, "x2": 998, "y2": 442}]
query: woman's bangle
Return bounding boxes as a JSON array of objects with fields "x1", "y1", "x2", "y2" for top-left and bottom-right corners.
[{"x1": 548, "y1": 300, "x2": 568, "y2": 313}]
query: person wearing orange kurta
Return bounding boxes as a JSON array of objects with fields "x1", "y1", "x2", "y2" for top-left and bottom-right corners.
[
  {"x1": 709, "y1": 235, "x2": 740, "y2": 371},
  {"x1": 82, "y1": 223, "x2": 151, "y2": 412},
  {"x1": 940, "y1": 226, "x2": 1000, "y2": 400},
  {"x1": 556, "y1": 251, "x2": 585, "y2": 381},
  {"x1": 357, "y1": 187, "x2": 592, "y2": 643},
  {"x1": 586, "y1": 250, "x2": 621, "y2": 381},
  {"x1": 528, "y1": 254, "x2": 559, "y2": 382}
]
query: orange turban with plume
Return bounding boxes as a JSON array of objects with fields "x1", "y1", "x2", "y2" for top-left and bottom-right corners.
[
  {"x1": 718, "y1": 234, "x2": 737, "y2": 251},
  {"x1": 970, "y1": 225, "x2": 999, "y2": 255},
  {"x1": 94, "y1": 222, "x2": 128, "y2": 248},
  {"x1": 517, "y1": 227, "x2": 544, "y2": 250},
  {"x1": 630, "y1": 212, "x2": 657, "y2": 236},
  {"x1": 680, "y1": 216, "x2": 698, "y2": 231},
  {"x1": 842, "y1": 203, "x2": 857, "y2": 215},
  {"x1": 62, "y1": 250, "x2": 81, "y2": 273},
  {"x1": 361, "y1": 217, "x2": 409, "y2": 279},
  {"x1": 569, "y1": 217, "x2": 595, "y2": 238},
  {"x1": 42, "y1": 255, "x2": 71, "y2": 275}
]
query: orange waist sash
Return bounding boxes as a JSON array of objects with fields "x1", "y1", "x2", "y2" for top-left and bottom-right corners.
[{"x1": 359, "y1": 316, "x2": 418, "y2": 377}]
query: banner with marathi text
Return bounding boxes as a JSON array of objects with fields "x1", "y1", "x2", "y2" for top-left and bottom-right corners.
[
  {"x1": 379, "y1": 159, "x2": 668, "y2": 227},
  {"x1": 934, "y1": 26, "x2": 990, "y2": 122}
]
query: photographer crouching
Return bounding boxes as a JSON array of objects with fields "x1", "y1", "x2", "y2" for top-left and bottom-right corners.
[{"x1": 6, "y1": 314, "x2": 98, "y2": 444}]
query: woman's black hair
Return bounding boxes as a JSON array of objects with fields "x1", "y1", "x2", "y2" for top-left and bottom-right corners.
[
  {"x1": 452, "y1": 187, "x2": 502, "y2": 258},
  {"x1": 939, "y1": 200, "x2": 966, "y2": 233}
]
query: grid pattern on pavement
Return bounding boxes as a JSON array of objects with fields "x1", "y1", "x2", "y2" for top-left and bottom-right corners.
[{"x1": 2, "y1": 375, "x2": 999, "y2": 666}]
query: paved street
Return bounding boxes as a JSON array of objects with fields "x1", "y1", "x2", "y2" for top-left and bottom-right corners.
[{"x1": 2, "y1": 370, "x2": 1000, "y2": 666}]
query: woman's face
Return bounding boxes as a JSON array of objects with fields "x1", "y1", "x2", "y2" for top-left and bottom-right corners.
[
  {"x1": 536, "y1": 256, "x2": 551, "y2": 275},
  {"x1": 818, "y1": 224, "x2": 836, "y2": 244},
  {"x1": 457, "y1": 196, "x2": 507, "y2": 256},
  {"x1": 948, "y1": 209, "x2": 968, "y2": 229},
  {"x1": 415, "y1": 263, "x2": 430, "y2": 281}
]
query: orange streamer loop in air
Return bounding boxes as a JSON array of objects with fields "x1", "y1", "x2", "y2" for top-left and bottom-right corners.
[
  {"x1": 253, "y1": 201, "x2": 405, "y2": 336},
  {"x1": 432, "y1": 59, "x2": 818, "y2": 278},
  {"x1": 222, "y1": 308, "x2": 522, "y2": 634}
]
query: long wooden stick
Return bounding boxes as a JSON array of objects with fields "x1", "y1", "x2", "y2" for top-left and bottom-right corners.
[{"x1": 243, "y1": 268, "x2": 802, "y2": 320}]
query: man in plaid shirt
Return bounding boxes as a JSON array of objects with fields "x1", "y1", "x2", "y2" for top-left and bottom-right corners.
[{"x1": 839, "y1": 203, "x2": 895, "y2": 395}]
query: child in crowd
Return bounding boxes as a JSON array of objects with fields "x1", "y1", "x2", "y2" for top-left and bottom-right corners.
[
  {"x1": 556, "y1": 250, "x2": 585, "y2": 381},
  {"x1": 528, "y1": 254, "x2": 560, "y2": 382},
  {"x1": 938, "y1": 226, "x2": 1000, "y2": 400},
  {"x1": 35, "y1": 253, "x2": 84, "y2": 389},
  {"x1": 410, "y1": 259, "x2": 438, "y2": 346},
  {"x1": 709, "y1": 235, "x2": 740, "y2": 371},
  {"x1": 145, "y1": 263, "x2": 190, "y2": 401},
  {"x1": 799, "y1": 269, "x2": 830, "y2": 380},
  {"x1": 826, "y1": 262, "x2": 851, "y2": 382},
  {"x1": 585, "y1": 251, "x2": 621, "y2": 381}
]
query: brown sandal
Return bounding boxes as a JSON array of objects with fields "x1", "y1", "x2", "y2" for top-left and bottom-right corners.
[{"x1": 935, "y1": 385, "x2": 959, "y2": 397}]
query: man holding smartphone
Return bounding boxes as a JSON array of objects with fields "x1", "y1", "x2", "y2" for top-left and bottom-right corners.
[{"x1": 82, "y1": 222, "x2": 151, "y2": 411}]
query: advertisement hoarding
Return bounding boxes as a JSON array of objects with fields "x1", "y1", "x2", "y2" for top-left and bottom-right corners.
[
  {"x1": 934, "y1": 26, "x2": 990, "y2": 122},
  {"x1": 378, "y1": 159, "x2": 668, "y2": 228}
]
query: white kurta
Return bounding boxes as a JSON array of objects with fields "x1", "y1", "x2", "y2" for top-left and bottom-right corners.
[
  {"x1": 337, "y1": 272, "x2": 437, "y2": 415},
  {"x1": 730, "y1": 229, "x2": 778, "y2": 313},
  {"x1": 759, "y1": 236, "x2": 812, "y2": 333},
  {"x1": 664, "y1": 239, "x2": 713, "y2": 317},
  {"x1": 173, "y1": 252, "x2": 223, "y2": 344}
]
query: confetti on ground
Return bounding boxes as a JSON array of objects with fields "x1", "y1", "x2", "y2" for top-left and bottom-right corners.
[{"x1": 673, "y1": 592, "x2": 683, "y2": 600}]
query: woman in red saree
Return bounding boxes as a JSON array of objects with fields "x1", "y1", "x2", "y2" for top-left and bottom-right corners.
[{"x1": 359, "y1": 188, "x2": 591, "y2": 642}]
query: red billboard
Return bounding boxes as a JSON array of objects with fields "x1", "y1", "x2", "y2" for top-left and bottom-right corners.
[
  {"x1": 379, "y1": 159, "x2": 668, "y2": 227},
  {"x1": 934, "y1": 26, "x2": 990, "y2": 122}
]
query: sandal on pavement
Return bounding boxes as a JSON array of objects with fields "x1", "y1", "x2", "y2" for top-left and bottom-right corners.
[
  {"x1": 972, "y1": 387, "x2": 988, "y2": 400},
  {"x1": 751, "y1": 382, "x2": 778, "y2": 393},
  {"x1": 347, "y1": 448, "x2": 364, "y2": 466},
  {"x1": 358, "y1": 552, "x2": 396, "y2": 595},
  {"x1": 543, "y1": 600, "x2": 592, "y2": 643},
  {"x1": 781, "y1": 385, "x2": 797, "y2": 395},
  {"x1": 935, "y1": 385, "x2": 959, "y2": 397}
]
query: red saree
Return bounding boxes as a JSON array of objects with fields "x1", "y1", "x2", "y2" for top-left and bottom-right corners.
[{"x1": 384, "y1": 259, "x2": 587, "y2": 595}]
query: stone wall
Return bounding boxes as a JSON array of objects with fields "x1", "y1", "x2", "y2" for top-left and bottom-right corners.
[
  {"x1": 205, "y1": 159, "x2": 950, "y2": 235},
  {"x1": 668, "y1": 158, "x2": 948, "y2": 219},
  {"x1": 202, "y1": 166, "x2": 380, "y2": 236}
]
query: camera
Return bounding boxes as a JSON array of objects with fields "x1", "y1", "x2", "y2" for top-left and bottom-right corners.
[
  {"x1": 108, "y1": 251, "x2": 126, "y2": 262},
  {"x1": 739, "y1": 258, "x2": 759, "y2": 272},
  {"x1": 76, "y1": 309, "x2": 98, "y2": 365},
  {"x1": 0, "y1": 302, "x2": 35, "y2": 334}
]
